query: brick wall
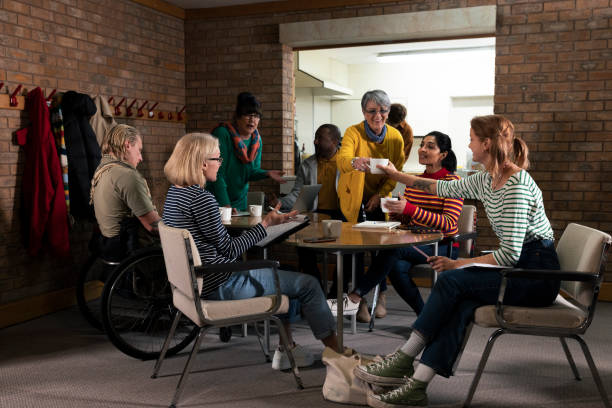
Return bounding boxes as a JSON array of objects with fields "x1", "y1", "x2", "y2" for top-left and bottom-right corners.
[
  {"x1": 185, "y1": 0, "x2": 611, "y2": 278},
  {"x1": 0, "y1": 0, "x2": 185, "y2": 305}
]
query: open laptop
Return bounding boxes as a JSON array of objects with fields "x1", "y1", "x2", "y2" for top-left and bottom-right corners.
[{"x1": 291, "y1": 184, "x2": 322, "y2": 212}]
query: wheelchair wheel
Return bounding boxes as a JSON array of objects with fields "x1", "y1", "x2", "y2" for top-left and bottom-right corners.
[
  {"x1": 76, "y1": 253, "x2": 117, "y2": 331},
  {"x1": 101, "y1": 247, "x2": 199, "y2": 360}
]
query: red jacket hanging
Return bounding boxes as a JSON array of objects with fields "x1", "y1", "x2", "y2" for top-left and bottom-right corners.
[{"x1": 16, "y1": 87, "x2": 70, "y2": 257}]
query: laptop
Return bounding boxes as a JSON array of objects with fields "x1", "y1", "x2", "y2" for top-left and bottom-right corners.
[{"x1": 291, "y1": 184, "x2": 322, "y2": 212}]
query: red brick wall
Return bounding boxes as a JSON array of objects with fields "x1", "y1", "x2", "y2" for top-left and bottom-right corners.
[
  {"x1": 185, "y1": 0, "x2": 611, "y2": 278},
  {"x1": 0, "y1": 0, "x2": 185, "y2": 305}
]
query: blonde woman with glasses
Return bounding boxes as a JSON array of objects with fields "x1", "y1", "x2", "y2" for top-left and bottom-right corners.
[{"x1": 163, "y1": 132, "x2": 341, "y2": 371}]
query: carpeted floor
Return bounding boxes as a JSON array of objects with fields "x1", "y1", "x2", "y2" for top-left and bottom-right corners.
[{"x1": 1, "y1": 288, "x2": 611, "y2": 407}]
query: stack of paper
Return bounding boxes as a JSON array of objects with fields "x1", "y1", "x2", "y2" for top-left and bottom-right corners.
[{"x1": 352, "y1": 221, "x2": 401, "y2": 230}]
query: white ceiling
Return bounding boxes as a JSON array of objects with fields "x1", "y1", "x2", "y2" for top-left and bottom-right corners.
[{"x1": 164, "y1": 0, "x2": 281, "y2": 8}]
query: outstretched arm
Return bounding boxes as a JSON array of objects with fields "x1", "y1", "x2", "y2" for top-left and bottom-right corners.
[{"x1": 377, "y1": 162, "x2": 437, "y2": 195}]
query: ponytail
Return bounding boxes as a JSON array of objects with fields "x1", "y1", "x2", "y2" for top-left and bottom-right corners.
[
  {"x1": 513, "y1": 137, "x2": 529, "y2": 169},
  {"x1": 441, "y1": 149, "x2": 457, "y2": 172}
]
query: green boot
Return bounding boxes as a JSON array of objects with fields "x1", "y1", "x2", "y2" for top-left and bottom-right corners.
[
  {"x1": 367, "y1": 378, "x2": 428, "y2": 407},
  {"x1": 354, "y1": 350, "x2": 414, "y2": 386}
]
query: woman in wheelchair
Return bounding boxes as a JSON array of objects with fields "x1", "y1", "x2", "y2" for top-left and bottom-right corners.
[
  {"x1": 90, "y1": 124, "x2": 161, "y2": 262},
  {"x1": 355, "y1": 115, "x2": 561, "y2": 408},
  {"x1": 162, "y1": 132, "x2": 340, "y2": 370}
]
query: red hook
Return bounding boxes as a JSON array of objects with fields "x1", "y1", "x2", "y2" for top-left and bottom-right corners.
[
  {"x1": 126, "y1": 99, "x2": 137, "y2": 117},
  {"x1": 148, "y1": 102, "x2": 158, "y2": 118},
  {"x1": 115, "y1": 97, "x2": 126, "y2": 116},
  {"x1": 157, "y1": 110, "x2": 165, "y2": 120},
  {"x1": 10, "y1": 84, "x2": 22, "y2": 107},
  {"x1": 137, "y1": 100, "x2": 148, "y2": 117},
  {"x1": 46, "y1": 89, "x2": 57, "y2": 101},
  {"x1": 0, "y1": 82, "x2": 4, "y2": 92},
  {"x1": 177, "y1": 106, "x2": 186, "y2": 121},
  {"x1": 108, "y1": 96, "x2": 114, "y2": 105}
]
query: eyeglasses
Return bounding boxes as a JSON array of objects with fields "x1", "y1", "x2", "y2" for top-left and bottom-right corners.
[
  {"x1": 364, "y1": 109, "x2": 389, "y2": 116},
  {"x1": 207, "y1": 157, "x2": 223, "y2": 164},
  {"x1": 242, "y1": 113, "x2": 260, "y2": 120}
]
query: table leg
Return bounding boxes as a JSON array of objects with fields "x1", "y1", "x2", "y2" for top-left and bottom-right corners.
[
  {"x1": 351, "y1": 253, "x2": 357, "y2": 335},
  {"x1": 433, "y1": 242, "x2": 439, "y2": 284},
  {"x1": 322, "y1": 251, "x2": 328, "y2": 294},
  {"x1": 336, "y1": 251, "x2": 343, "y2": 353}
]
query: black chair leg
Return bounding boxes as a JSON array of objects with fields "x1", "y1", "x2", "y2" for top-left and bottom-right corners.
[
  {"x1": 559, "y1": 337, "x2": 581, "y2": 380},
  {"x1": 463, "y1": 328, "x2": 504, "y2": 408},
  {"x1": 570, "y1": 334, "x2": 611, "y2": 408}
]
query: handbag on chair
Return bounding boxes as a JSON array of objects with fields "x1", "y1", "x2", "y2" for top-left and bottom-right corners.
[{"x1": 322, "y1": 347, "x2": 378, "y2": 405}]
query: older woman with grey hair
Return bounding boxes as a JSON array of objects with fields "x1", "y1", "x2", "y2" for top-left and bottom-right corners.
[{"x1": 337, "y1": 89, "x2": 405, "y2": 224}]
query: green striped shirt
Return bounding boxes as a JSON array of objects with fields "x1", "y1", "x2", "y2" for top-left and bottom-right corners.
[{"x1": 437, "y1": 170, "x2": 554, "y2": 266}]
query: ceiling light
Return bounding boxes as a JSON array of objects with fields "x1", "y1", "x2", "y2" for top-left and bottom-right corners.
[{"x1": 376, "y1": 45, "x2": 494, "y2": 63}]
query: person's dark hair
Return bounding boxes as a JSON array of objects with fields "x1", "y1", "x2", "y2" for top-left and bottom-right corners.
[
  {"x1": 316, "y1": 124, "x2": 341, "y2": 143},
  {"x1": 425, "y1": 131, "x2": 457, "y2": 173},
  {"x1": 387, "y1": 103, "x2": 407, "y2": 127},
  {"x1": 235, "y1": 92, "x2": 262, "y2": 118}
]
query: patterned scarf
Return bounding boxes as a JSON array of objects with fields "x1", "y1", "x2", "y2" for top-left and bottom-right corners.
[
  {"x1": 217, "y1": 122, "x2": 261, "y2": 164},
  {"x1": 364, "y1": 120, "x2": 387, "y2": 143}
]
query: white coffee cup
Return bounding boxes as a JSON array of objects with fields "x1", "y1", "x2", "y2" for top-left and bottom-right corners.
[
  {"x1": 219, "y1": 207, "x2": 232, "y2": 222},
  {"x1": 380, "y1": 197, "x2": 399, "y2": 213},
  {"x1": 248, "y1": 204, "x2": 263, "y2": 217},
  {"x1": 369, "y1": 158, "x2": 389, "y2": 174},
  {"x1": 322, "y1": 219, "x2": 342, "y2": 238}
]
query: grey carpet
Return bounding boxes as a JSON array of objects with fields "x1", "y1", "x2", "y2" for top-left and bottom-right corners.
[{"x1": 1, "y1": 288, "x2": 611, "y2": 407}]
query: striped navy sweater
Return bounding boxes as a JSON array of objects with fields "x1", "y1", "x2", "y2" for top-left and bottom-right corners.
[
  {"x1": 162, "y1": 185, "x2": 267, "y2": 296},
  {"x1": 437, "y1": 170, "x2": 554, "y2": 267}
]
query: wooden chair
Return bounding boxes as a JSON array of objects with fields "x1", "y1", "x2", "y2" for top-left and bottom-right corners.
[{"x1": 152, "y1": 222, "x2": 303, "y2": 408}]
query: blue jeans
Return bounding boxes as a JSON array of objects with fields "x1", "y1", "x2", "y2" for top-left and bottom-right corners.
[
  {"x1": 414, "y1": 239, "x2": 561, "y2": 377},
  {"x1": 354, "y1": 243, "x2": 457, "y2": 315},
  {"x1": 205, "y1": 268, "x2": 336, "y2": 340}
]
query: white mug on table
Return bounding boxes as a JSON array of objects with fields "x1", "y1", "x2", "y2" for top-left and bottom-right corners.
[
  {"x1": 219, "y1": 207, "x2": 232, "y2": 222},
  {"x1": 322, "y1": 219, "x2": 342, "y2": 238},
  {"x1": 248, "y1": 204, "x2": 263, "y2": 217}
]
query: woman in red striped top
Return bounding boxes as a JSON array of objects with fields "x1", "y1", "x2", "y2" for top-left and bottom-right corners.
[{"x1": 347, "y1": 131, "x2": 463, "y2": 318}]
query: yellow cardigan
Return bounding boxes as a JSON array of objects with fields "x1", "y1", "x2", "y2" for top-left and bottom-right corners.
[{"x1": 337, "y1": 122, "x2": 405, "y2": 223}]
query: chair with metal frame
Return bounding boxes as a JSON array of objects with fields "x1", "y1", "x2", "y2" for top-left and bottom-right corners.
[
  {"x1": 464, "y1": 223, "x2": 611, "y2": 407},
  {"x1": 368, "y1": 204, "x2": 477, "y2": 331},
  {"x1": 152, "y1": 222, "x2": 303, "y2": 408}
]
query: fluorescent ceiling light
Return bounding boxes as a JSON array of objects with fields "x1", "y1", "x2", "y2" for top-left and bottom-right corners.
[{"x1": 377, "y1": 45, "x2": 494, "y2": 63}]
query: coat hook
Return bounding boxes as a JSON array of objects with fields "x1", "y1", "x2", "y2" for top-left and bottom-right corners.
[
  {"x1": 137, "y1": 100, "x2": 148, "y2": 117},
  {"x1": 0, "y1": 82, "x2": 4, "y2": 93},
  {"x1": 167, "y1": 111, "x2": 173, "y2": 120},
  {"x1": 108, "y1": 96, "x2": 114, "y2": 105},
  {"x1": 126, "y1": 99, "x2": 137, "y2": 117},
  {"x1": 10, "y1": 84, "x2": 23, "y2": 107},
  {"x1": 148, "y1": 102, "x2": 158, "y2": 118},
  {"x1": 177, "y1": 106, "x2": 186, "y2": 121},
  {"x1": 115, "y1": 97, "x2": 126, "y2": 116},
  {"x1": 157, "y1": 110, "x2": 165, "y2": 120},
  {"x1": 46, "y1": 89, "x2": 57, "y2": 101}
]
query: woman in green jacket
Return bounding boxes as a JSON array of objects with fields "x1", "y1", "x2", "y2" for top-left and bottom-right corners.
[{"x1": 206, "y1": 92, "x2": 285, "y2": 212}]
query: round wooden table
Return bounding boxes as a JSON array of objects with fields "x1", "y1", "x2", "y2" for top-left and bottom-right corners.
[{"x1": 286, "y1": 222, "x2": 443, "y2": 352}]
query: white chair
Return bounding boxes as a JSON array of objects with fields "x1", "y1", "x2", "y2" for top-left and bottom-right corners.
[
  {"x1": 368, "y1": 205, "x2": 477, "y2": 331},
  {"x1": 152, "y1": 222, "x2": 303, "y2": 408},
  {"x1": 464, "y1": 223, "x2": 612, "y2": 407}
]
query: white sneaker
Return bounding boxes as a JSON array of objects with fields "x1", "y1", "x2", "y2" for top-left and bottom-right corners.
[
  {"x1": 327, "y1": 294, "x2": 360, "y2": 316},
  {"x1": 272, "y1": 343, "x2": 315, "y2": 370}
]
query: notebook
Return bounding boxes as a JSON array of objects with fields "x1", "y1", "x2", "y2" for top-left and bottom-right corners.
[{"x1": 255, "y1": 214, "x2": 310, "y2": 247}]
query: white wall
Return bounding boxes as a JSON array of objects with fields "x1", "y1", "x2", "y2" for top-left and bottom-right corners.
[
  {"x1": 294, "y1": 88, "x2": 332, "y2": 158},
  {"x1": 297, "y1": 43, "x2": 495, "y2": 173}
]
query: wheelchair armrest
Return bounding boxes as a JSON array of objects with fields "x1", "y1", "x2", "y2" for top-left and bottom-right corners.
[
  {"x1": 450, "y1": 231, "x2": 477, "y2": 242},
  {"x1": 195, "y1": 259, "x2": 280, "y2": 275},
  {"x1": 499, "y1": 268, "x2": 599, "y2": 282}
]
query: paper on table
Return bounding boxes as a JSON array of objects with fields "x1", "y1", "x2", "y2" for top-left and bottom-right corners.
[
  {"x1": 352, "y1": 221, "x2": 401, "y2": 229},
  {"x1": 456, "y1": 262, "x2": 508, "y2": 269}
]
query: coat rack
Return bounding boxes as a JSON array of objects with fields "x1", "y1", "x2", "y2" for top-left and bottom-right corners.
[{"x1": 0, "y1": 84, "x2": 187, "y2": 123}]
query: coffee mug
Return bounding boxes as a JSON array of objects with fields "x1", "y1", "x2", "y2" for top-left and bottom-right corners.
[
  {"x1": 369, "y1": 158, "x2": 389, "y2": 174},
  {"x1": 219, "y1": 207, "x2": 232, "y2": 222},
  {"x1": 248, "y1": 204, "x2": 263, "y2": 217},
  {"x1": 322, "y1": 219, "x2": 342, "y2": 238},
  {"x1": 380, "y1": 197, "x2": 399, "y2": 213}
]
